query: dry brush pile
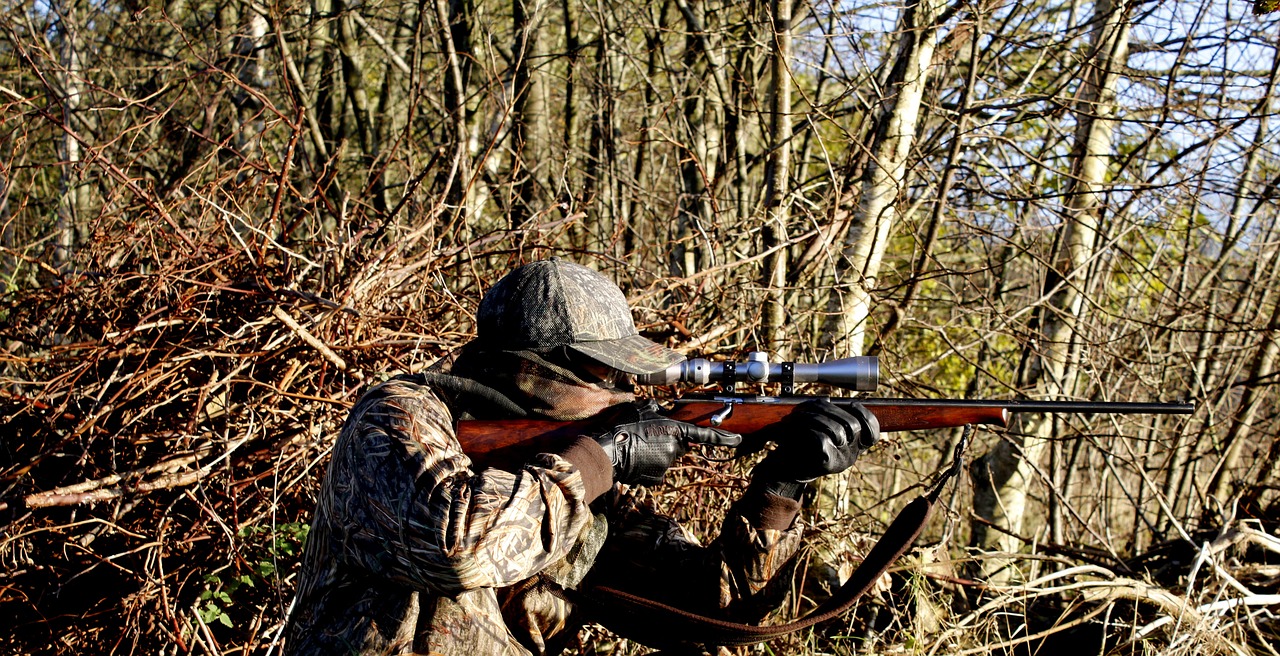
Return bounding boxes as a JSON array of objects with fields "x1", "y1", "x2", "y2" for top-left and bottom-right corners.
[{"x1": 0, "y1": 228, "x2": 443, "y2": 652}]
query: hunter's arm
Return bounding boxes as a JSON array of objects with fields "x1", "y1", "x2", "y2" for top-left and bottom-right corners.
[
  {"x1": 317, "y1": 378, "x2": 612, "y2": 594},
  {"x1": 585, "y1": 488, "x2": 803, "y2": 622}
]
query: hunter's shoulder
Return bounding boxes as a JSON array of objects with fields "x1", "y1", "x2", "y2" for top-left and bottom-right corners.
[
  {"x1": 354, "y1": 374, "x2": 452, "y2": 411},
  {"x1": 342, "y1": 375, "x2": 458, "y2": 438}
]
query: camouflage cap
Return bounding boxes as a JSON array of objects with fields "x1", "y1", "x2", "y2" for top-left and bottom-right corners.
[{"x1": 476, "y1": 258, "x2": 685, "y2": 375}]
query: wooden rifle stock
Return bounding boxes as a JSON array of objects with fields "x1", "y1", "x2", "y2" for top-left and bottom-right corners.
[{"x1": 456, "y1": 396, "x2": 1194, "y2": 468}]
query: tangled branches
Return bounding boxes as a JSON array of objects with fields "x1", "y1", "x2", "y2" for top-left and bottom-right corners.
[{"x1": 0, "y1": 207, "x2": 544, "y2": 652}]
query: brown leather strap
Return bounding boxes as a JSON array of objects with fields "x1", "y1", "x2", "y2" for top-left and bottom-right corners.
[{"x1": 574, "y1": 427, "x2": 972, "y2": 650}]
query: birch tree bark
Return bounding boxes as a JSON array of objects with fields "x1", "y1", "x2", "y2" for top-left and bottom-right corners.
[
  {"x1": 876, "y1": 14, "x2": 982, "y2": 350},
  {"x1": 821, "y1": 0, "x2": 943, "y2": 357},
  {"x1": 53, "y1": 0, "x2": 88, "y2": 267},
  {"x1": 803, "y1": 0, "x2": 944, "y2": 592},
  {"x1": 970, "y1": 0, "x2": 1132, "y2": 583},
  {"x1": 761, "y1": 0, "x2": 792, "y2": 355}
]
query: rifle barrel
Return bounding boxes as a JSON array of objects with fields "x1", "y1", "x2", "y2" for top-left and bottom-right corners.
[
  {"x1": 854, "y1": 398, "x2": 1195, "y2": 415},
  {"x1": 670, "y1": 396, "x2": 1194, "y2": 433}
]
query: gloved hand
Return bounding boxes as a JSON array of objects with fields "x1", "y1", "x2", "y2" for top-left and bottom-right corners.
[
  {"x1": 591, "y1": 402, "x2": 741, "y2": 486},
  {"x1": 750, "y1": 399, "x2": 880, "y2": 498}
]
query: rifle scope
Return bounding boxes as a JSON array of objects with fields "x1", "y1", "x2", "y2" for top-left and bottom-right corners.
[{"x1": 636, "y1": 352, "x2": 879, "y2": 392}]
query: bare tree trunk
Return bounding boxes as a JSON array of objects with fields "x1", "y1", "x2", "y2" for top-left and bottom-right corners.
[
  {"x1": 876, "y1": 13, "x2": 982, "y2": 350},
  {"x1": 600, "y1": 9, "x2": 624, "y2": 258},
  {"x1": 0, "y1": 165, "x2": 13, "y2": 287},
  {"x1": 369, "y1": 8, "x2": 414, "y2": 212},
  {"x1": 510, "y1": 0, "x2": 547, "y2": 226},
  {"x1": 1243, "y1": 291, "x2": 1280, "y2": 513},
  {"x1": 729, "y1": 43, "x2": 756, "y2": 229},
  {"x1": 805, "y1": 2, "x2": 943, "y2": 588},
  {"x1": 53, "y1": 0, "x2": 88, "y2": 267},
  {"x1": 560, "y1": 0, "x2": 580, "y2": 159},
  {"x1": 970, "y1": 0, "x2": 1132, "y2": 583},
  {"x1": 670, "y1": 0, "x2": 724, "y2": 278},
  {"x1": 336, "y1": 1, "x2": 374, "y2": 163},
  {"x1": 583, "y1": 5, "x2": 622, "y2": 253},
  {"x1": 434, "y1": 0, "x2": 475, "y2": 227},
  {"x1": 761, "y1": 0, "x2": 792, "y2": 356},
  {"x1": 820, "y1": 0, "x2": 943, "y2": 356},
  {"x1": 559, "y1": 0, "x2": 589, "y2": 249},
  {"x1": 1160, "y1": 54, "x2": 1280, "y2": 527},
  {"x1": 231, "y1": 1, "x2": 270, "y2": 160},
  {"x1": 1208, "y1": 251, "x2": 1280, "y2": 503},
  {"x1": 274, "y1": 9, "x2": 330, "y2": 180},
  {"x1": 1201, "y1": 52, "x2": 1280, "y2": 502},
  {"x1": 624, "y1": 2, "x2": 669, "y2": 265}
]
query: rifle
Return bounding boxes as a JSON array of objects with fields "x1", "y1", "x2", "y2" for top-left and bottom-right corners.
[
  {"x1": 456, "y1": 352, "x2": 1194, "y2": 466},
  {"x1": 458, "y1": 351, "x2": 1187, "y2": 648},
  {"x1": 453, "y1": 352, "x2": 1193, "y2": 648}
]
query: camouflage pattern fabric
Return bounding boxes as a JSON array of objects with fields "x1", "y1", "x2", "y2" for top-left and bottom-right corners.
[
  {"x1": 587, "y1": 492, "x2": 804, "y2": 624},
  {"x1": 283, "y1": 351, "x2": 803, "y2": 655},
  {"x1": 446, "y1": 345, "x2": 634, "y2": 421}
]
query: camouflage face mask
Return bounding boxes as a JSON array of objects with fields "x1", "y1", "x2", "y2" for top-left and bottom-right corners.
[{"x1": 446, "y1": 344, "x2": 635, "y2": 421}]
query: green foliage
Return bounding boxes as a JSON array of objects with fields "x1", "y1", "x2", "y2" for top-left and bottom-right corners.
[
  {"x1": 198, "y1": 573, "x2": 247, "y2": 628},
  {"x1": 243, "y1": 520, "x2": 311, "y2": 561},
  {"x1": 196, "y1": 522, "x2": 310, "y2": 629}
]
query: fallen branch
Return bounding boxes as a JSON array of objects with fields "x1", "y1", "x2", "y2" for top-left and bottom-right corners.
[
  {"x1": 3, "y1": 436, "x2": 250, "y2": 511},
  {"x1": 271, "y1": 306, "x2": 359, "y2": 379}
]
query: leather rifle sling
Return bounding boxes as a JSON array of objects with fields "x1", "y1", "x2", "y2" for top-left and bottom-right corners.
[{"x1": 572, "y1": 429, "x2": 972, "y2": 650}]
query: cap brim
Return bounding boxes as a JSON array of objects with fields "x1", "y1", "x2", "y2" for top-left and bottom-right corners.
[{"x1": 569, "y1": 335, "x2": 685, "y2": 376}]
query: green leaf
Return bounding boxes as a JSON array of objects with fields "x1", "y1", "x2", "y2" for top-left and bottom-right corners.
[{"x1": 199, "y1": 601, "x2": 225, "y2": 626}]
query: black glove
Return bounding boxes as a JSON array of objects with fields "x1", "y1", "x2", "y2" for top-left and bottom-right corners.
[
  {"x1": 591, "y1": 402, "x2": 741, "y2": 486},
  {"x1": 751, "y1": 399, "x2": 880, "y2": 498}
]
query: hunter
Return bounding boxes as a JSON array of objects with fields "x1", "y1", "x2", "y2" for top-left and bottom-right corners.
[{"x1": 282, "y1": 258, "x2": 879, "y2": 655}]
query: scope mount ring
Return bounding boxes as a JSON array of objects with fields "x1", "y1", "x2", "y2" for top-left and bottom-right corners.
[{"x1": 781, "y1": 361, "x2": 795, "y2": 395}]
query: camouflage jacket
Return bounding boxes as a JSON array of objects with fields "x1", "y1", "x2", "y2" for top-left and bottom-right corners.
[{"x1": 283, "y1": 375, "x2": 803, "y2": 655}]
